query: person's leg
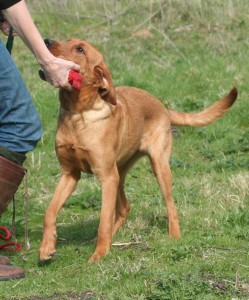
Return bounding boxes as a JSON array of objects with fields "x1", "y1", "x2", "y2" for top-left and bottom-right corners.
[
  {"x1": 0, "y1": 38, "x2": 43, "y2": 280},
  {"x1": 0, "y1": 38, "x2": 43, "y2": 154},
  {"x1": 0, "y1": 37, "x2": 43, "y2": 214}
]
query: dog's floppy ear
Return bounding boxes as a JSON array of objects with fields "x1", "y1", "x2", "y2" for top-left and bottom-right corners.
[{"x1": 94, "y1": 65, "x2": 116, "y2": 105}]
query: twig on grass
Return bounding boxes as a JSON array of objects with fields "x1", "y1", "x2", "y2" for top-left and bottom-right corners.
[{"x1": 112, "y1": 241, "x2": 143, "y2": 247}]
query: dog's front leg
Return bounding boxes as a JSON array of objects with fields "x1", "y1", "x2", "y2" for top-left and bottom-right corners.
[
  {"x1": 89, "y1": 166, "x2": 119, "y2": 263},
  {"x1": 39, "y1": 172, "x2": 79, "y2": 261}
]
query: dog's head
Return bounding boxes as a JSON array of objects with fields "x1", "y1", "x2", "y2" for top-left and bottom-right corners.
[{"x1": 40, "y1": 38, "x2": 116, "y2": 105}]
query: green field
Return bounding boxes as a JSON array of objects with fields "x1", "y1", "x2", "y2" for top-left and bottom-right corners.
[{"x1": 1, "y1": 1, "x2": 249, "y2": 299}]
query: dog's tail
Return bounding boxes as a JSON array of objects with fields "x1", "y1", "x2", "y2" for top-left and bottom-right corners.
[{"x1": 167, "y1": 87, "x2": 238, "y2": 127}]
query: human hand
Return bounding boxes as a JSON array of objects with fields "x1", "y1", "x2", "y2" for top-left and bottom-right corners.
[
  {"x1": 0, "y1": 15, "x2": 17, "y2": 36},
  {"x1": 39, "y1": 57, "x2": 80, "y2": 89}
]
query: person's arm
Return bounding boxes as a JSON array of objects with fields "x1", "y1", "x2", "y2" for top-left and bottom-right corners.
[{"x1": 2, "y1": 0, "x2": 80, "y2": 88}]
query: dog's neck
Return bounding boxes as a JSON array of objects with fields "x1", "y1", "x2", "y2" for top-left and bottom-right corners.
[
  {"x1": 59, "y1": 89, "x2": 114, "y2": 126},
  {"x1": 59, "y1": 86, "x2": 97, "y2": 113}
]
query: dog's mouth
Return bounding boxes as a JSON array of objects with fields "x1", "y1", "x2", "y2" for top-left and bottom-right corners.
[
  {"x1": 39, "y1": 69, "x2": 83, "y2": 92},
  {"x1": 38, "y1": 69, "x2": 46, "y2": 81},
  {"x1": 39, "y1": 39, "x2": 83, "y2": 91},
  {"x1": 44, "y1": 38, "x2": 54, "y2": 49}
]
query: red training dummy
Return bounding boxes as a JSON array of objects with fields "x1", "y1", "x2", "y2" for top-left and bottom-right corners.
[{"x1": 68, "y1": 70, "x2": 82, "y2": 91}]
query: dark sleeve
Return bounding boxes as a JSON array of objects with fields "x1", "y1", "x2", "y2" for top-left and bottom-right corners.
[{"x1": 0, "y1": 0, "x2": 22, "y2": 10}]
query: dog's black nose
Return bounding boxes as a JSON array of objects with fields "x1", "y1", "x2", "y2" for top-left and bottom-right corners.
[{"x1": 44, "y1": 39, "x2": 54, "y2": 48}]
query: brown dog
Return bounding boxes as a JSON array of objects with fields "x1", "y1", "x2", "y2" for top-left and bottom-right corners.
[{"x1": 39, "y1": 38, "x2": 238, "y2": 263}]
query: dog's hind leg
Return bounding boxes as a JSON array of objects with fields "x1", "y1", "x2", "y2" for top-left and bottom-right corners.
[
  {"x1": 112, "y1": 172, "x2": 130, "y2": 237},
  {"x1": 39, "y1": 171, "x2": 80, "y2": 261},
  {"x1": 148, "y1": 133, "x2": 180, "y2": 238},
  {"x1": 112, "y1": 156, "x2": 141, "y2": 237}
]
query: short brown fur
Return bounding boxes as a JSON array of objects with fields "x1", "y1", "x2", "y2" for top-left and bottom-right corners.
[{"x1": 39, "y1": 38, "x2": 238, "y2": 262}]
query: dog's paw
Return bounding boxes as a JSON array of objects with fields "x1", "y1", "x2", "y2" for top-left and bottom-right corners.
[
  {"x1": 39, "y1": 241, "x2": 56, "y2": 261},
  {"x1": 88, "y1": 253, "x2": 101, "y2": 264},
  {"x1": 39, "y1": 250, "x2": 56, "y2": 262},
  {"x1": 88, "y1": 246, "x2": 110, "y2": 263},
  {"x1": 39, "y1": 249, "x2": 56, "y2": 262},
  {"x1": 168, "y1": 226, "x2": 181, "y2": 239}
]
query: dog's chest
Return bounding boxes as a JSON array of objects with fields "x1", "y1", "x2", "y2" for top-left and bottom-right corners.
[
  {"x1": 55, "y1": 115, "x2": 96, "y2": 174},
  {"x1": 56, "y1": 141, "x2": 93, "y2": 173}
]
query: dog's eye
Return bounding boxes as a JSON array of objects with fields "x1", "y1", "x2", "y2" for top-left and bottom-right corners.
[{"x1": 76, "y1": 46, "x2": 85, "y2": 54}]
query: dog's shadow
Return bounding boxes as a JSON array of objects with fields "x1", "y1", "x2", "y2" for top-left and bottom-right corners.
[
  {"x1": 10, "y1": 211, "x2": 99, "y2": 253},
  {"x1": 35, "y1": 217, "x2": 99, "y2": 266},
  {"x1": 56, "y1": 216, "x2": 99, "y2": 246}
]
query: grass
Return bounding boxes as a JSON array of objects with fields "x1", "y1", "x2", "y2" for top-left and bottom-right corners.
[{"x1": 1, "y1": 0, "x2": 249, "y2": 299}]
